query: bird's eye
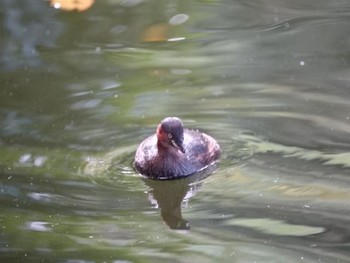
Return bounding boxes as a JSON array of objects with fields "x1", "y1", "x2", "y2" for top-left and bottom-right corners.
[{"x1": 168, "y1": 133, "x2": 173, "y2": 139}]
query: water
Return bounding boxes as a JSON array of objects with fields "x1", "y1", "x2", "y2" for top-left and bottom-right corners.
[{"x1": 1, "y1": 0, "x2": 350, "y2": 262}]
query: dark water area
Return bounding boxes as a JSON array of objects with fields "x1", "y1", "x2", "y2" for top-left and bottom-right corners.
[{"x1": 1, "y1": 0, "x2": 350, "y2": 262}]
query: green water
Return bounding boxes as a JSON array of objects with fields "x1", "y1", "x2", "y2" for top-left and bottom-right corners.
[{"x1": 1, "y1": 0, "x2": 350, "y2": 262}]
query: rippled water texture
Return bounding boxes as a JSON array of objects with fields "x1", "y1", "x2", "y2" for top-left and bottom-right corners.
[{"x1": 1, "y1": 0, "x2": 350, "y2": 262}]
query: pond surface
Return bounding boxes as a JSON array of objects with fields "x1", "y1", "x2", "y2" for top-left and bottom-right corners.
[{"x1": 1, "y1": 0, "x2": 350, "y2": 262}]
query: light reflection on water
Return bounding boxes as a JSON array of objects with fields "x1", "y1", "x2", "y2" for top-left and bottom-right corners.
[{"x1": 1, "y1": 0, "x2": 350, "y2": 262}]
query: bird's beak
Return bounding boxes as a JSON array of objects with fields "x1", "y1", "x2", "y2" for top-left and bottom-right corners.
[{"x1": 171, "y1": 139, "x2": 185, "y2": 153}]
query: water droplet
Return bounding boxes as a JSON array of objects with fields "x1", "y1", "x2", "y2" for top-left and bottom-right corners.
[
  {"x1": 53, "y1": 2, "x2": 61, "y2": 9},
  {"x1": 169, "y1": 14, "x2": 189, "y2": 26}
]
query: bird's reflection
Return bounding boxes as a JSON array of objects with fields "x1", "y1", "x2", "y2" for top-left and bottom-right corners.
[{"x1": 142, "y1": 164, "x2": 217, "y2": 230}]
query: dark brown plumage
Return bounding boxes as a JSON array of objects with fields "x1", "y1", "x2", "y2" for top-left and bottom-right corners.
[{"x1": 134, "y1": 117, "x2": 220, "y2": 179}]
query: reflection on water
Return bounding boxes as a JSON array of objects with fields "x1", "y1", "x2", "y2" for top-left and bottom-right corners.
[
  {"x1": 143, "y1": 165, "x2": 217, "y2": 230},
  {"x1": 0, "y1": 0, "x2": 62, "y2": 69},
  {"x1": 1, "y1": 0, "x2": 350, "y2": 262},
  {"x1": 145, "y1": 177, "x2": 193, "y2": 230}
]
